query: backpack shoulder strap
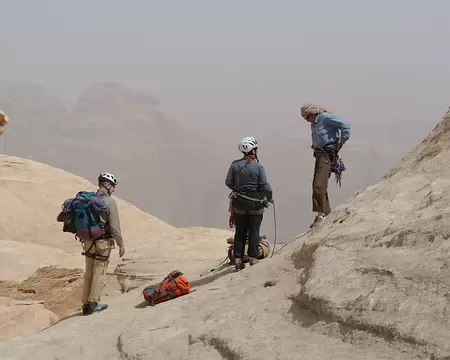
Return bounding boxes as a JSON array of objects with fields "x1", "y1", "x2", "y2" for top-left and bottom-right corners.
[{"x1": 95, "y1": 191, "x2": 108, "y2": 198}]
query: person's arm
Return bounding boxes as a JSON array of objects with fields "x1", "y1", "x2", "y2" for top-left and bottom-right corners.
[
  {"x1": 225, "y1": 163, "x2": 235, "y2": 190},
  {"x1": 259, "y1": 164, "x2": 273, "y2": 202},
  {"x1": 108, "y1": 199, "x2": 125, "y2": 256},
  {"x1": 311, "y1": 123, "x2": 318, "y2": 155},
  {"x1": 322, "y1": 113, "x2": 351, "y2": 149}
]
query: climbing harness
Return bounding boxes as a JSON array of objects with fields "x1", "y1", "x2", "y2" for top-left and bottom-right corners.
[
  {"x1": 230, "y1": 191, "x2": 268, "y2": 205},
  {"x1": 228, "y1": 190, "x2": 270, "y2": 230},
  {"x1": 81, "y1": 239, "x2": 111, "y2": 264},
  {"x1": 316, "y1": 148, "x2": 346, "y2": 187}
]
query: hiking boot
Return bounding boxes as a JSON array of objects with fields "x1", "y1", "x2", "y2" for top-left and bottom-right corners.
[
  {"x1": 309, "y1": 216, "x2": 324, "y2": 229},
  {"x1": 249, "y1": 257, "x2": 259, "y2": 266},
  {"x1": 234, "y1": 259, "x2": 246, "y2": 271}
]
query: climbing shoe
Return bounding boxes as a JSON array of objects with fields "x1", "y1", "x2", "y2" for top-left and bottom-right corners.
[
  {"x1": 309, "y1": 216, "x2": 324, "y2": 229},
  {"x1": 91, "y1": 303, "x2": 108, "y2": 313},
  {"x1": 249, "y1": 257, "x2": 259, "y2": 266}
]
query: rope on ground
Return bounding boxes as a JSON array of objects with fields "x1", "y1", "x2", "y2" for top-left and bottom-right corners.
[
  {"x1": 271, "y1": 228, "x2": 313, "y2": 257},
  {"x1": 199, "y1": 255, "x2": 229, "y2": 277}
]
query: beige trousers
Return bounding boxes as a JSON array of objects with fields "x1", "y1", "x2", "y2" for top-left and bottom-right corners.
[{"x1": 81, "y1": 239, "x2": 113, "y2": 304}]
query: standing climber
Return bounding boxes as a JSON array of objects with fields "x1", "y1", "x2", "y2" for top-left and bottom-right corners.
[
  {"x1": 225, "y1": 137, "x2": 273, "y2": 271},
  {"x1": 81, "y1": 173, "x2": 125, "y2": 315},
  {"x1": 301, "y1": 104, "x2": 351, "y2": 228}
]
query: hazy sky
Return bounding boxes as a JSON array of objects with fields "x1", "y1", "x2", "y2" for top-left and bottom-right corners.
[{"x1": 2, "y1": 0, "x2": 450, "y2": 143}]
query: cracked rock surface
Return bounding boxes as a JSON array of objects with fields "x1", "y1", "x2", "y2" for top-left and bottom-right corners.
[{"x1": 1, "y1": 112, "x2": 450, "y2": 358}]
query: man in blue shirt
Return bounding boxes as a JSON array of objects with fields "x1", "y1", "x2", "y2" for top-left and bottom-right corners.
[{"x1": 301, "y1": 104, "x2": 351, "y2": 228}]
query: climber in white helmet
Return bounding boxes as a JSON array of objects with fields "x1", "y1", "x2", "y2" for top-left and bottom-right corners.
[
  {"x1": 225, "y1": 137, "x2": 274, "y2": 271},
  {"x1": 81, "y1": 172, "x2": 125, "y2": 315}
]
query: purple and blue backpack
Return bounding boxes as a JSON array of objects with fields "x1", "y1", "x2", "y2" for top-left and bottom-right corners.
[{"x1": 60, "y1": 191, "x2": 108, "y2": 241}]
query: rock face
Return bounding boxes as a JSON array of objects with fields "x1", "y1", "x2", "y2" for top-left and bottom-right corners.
[
  {"x1": 2, "y1": 111, "x2": 450, "y2": 358},
  {"x1": 114, "y1": 227, "x2": 233, "y2": 293},
  {"x1": 10, "y1": 266, "x2": 84, "y2": 318},
  {"x1": 0, "y1": 154, "x2": 232, "y2": 342},
  {"x1": 0, "y1": 297, "x2": 59, "y2": 343},
  {"x1": 0, "y1": 240, "x2": 82, "y2": 282},
  {"x1": 0, "y1": 154, "x2": 177, "y2": 254},
  {"x1": 291, "y1": 110, "x2": 450, "y2": 359}
]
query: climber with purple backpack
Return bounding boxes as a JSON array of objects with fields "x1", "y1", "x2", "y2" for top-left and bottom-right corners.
[{"x1": 58, "y1": 172, "x2": 125, "y2": 315}]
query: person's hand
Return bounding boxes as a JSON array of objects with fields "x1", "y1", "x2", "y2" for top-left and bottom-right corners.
[
  {"x1": 337, "y1": 143, "x2": 343, "y2": 151},
  {"x1": 119, "y1": 246, "x2": 125, "y2": 258},
  {"x1": 269, "y1": 199, "x2": 275, "y2": 204}
]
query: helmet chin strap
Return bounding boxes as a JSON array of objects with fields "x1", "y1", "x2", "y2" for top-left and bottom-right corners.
[
  {"x1": 253, "y1": 148, "x2": 259, "y2": 162},
  {"x1": 101, "y1": 183, "x2": 113, "y2": 195}
]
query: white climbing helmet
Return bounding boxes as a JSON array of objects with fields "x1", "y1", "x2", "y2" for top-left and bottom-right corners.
[
  {"x1": 98, "y1": 172, "x2": 118, "y2": 186},
  {"x1": 238, "y1": 136, "x2": 258, "y2": 153}
]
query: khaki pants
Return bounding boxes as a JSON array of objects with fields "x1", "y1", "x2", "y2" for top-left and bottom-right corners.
[
  {"x1": 81, "y1": 239, "x2": 112, "y2": 304},
  {"x1": 312, "y1": 150, "x2": 333, "y2": 214}
]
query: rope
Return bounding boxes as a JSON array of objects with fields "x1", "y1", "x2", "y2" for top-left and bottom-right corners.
[
  {"x1": 199, "y1": 255, "x2": 229, "y2": 277},
  {"x1": 270, "y1": 202, "x2": 277, "y2": 258},
  {"x1": 271, "y1": 228, "x2": 313, "y2": 257}
]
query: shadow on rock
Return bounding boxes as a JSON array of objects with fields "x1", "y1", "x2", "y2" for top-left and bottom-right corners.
[{"x1": 190, "y1": 266, "x2": 235, "y2": 288}]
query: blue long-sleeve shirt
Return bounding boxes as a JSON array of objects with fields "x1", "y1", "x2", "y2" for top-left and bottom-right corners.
[{"x1": 311, "y1": 112, "x2": 351, "y2": 151}]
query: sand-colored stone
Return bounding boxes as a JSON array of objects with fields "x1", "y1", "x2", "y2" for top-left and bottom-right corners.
[
  {"x1": 1, "y1": 111, "x2": 450, "y2": 358},
  {"x1": 0, "y1": 154, "x2": 233, "y2": 342},
  {"x1": 0, "y1": 240, "x2": 83, "y2": 282},
  {"x1": 0, "y1": 297, "x2": 59, "y2": 343}
]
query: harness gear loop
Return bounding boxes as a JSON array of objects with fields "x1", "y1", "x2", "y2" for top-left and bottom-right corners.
[
  {"x1": 315, "y1": 148, "x2": 345, "y2": 187},
  {"x1": 228, "y1": 190, "x2": 270, "y2": 226}
]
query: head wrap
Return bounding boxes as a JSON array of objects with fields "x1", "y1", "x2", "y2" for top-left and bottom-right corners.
[{"x1": 300, "y1": 103, "x2": 327, "y2": 119}]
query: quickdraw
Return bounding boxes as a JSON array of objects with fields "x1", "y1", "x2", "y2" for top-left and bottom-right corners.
[
  {"x1": 334, "y1": 156, "x2": 346, "y2": 187},
  {"x1": 228, "y1": 195, "x2": 236, "y2": 228},
  {"x1": 317, "y1": 148, "x2": 346, "y2": 187}
]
